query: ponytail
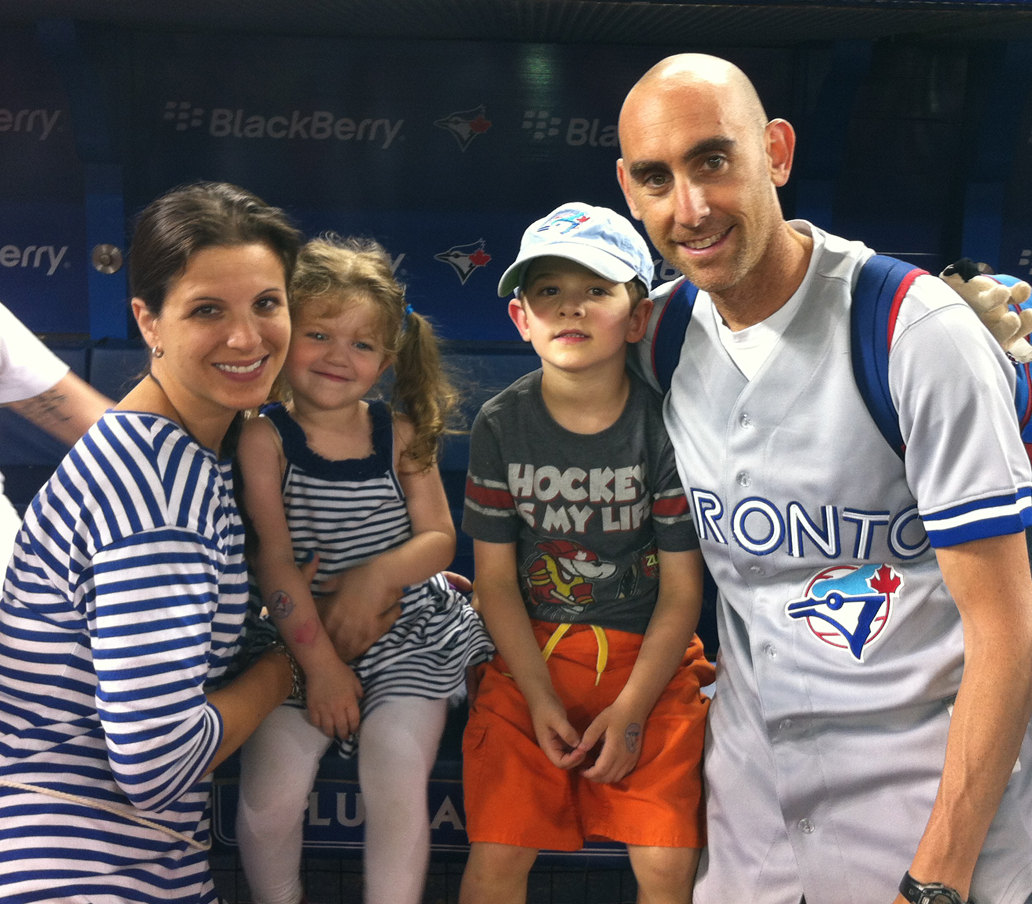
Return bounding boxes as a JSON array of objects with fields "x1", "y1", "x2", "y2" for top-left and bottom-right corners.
[{"x1": 392, "y1": 310, "x2": 460, "y2": 471}]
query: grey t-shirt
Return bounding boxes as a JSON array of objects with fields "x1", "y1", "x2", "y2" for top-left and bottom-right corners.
[{"x1": 463, "y1": 370, "x2": 698, "y2": 635}]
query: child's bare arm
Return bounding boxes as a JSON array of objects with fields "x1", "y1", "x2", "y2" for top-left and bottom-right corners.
[
  {"x1": 474, "y1": 538, "x2": 584, "y2": 769},
  {"x1": 238, "y1": 418, "x2": 363, "y2": 739},
  {"x1": 579, "y1": 547, "x2": 705, "y2": 783},
  {"x1": 320, "y1": 416, "x2": 456, "y2": 660}
]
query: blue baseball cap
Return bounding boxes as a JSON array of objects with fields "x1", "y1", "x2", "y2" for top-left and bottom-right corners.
[{"x1": 497, "y1": 202, "x2": 655, "y2": 297}]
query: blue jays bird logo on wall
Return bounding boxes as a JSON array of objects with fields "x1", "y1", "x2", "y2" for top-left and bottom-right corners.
[
  {"x1": 434, "y1": 104, "x2": 492, "y2": 151},
  {"x1": 434, "y1": 239, "x2": 492, "y2": 284},
  {"x1": 786, "y1": 564, "x2": 901, "y2": 661}
]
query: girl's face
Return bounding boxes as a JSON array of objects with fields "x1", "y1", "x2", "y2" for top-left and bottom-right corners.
[
  {"x1": 133, "y1": 243, "x2": 290, "y2": 434},
  {"x1": 284, "y1": 296, "x2": 393, "y2": 412}
]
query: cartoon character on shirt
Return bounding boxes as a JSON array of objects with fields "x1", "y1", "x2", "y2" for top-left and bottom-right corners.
[{"x1": 526, "y1": 539, "x2": 617, "y2": 613}]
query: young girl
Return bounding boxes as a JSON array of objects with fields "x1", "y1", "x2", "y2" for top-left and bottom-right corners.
[{"x1": 235, "y1": 235, "x2": 493, "y2": 904}]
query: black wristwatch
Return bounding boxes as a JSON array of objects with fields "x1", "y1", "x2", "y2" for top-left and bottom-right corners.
[{"x1": 899, "y1": 871, "x2": 971, "y2": 904}]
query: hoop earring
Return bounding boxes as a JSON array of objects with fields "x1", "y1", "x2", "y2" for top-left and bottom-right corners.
[{"x1": 152, "y1": 346, "x2": 164, "y2": 359}]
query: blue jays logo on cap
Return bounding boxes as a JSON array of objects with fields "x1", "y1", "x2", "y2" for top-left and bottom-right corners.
[
  {"x1": 497, "y1": 201, "x2": 654, "y2": 297},
  {"x1": 537, "y1": 209, "x2": 592, "y2": 236},
  {"x1": 786, "y1": 564, "x2": 901, "y2": 661}
]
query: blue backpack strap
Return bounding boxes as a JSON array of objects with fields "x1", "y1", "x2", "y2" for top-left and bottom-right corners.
[
  {"x1": 652, "y1": 278, "x2": 700, "y2": 394},
  {"x1": 850, "y1": 255, "x2": 926, "y2": 461}
]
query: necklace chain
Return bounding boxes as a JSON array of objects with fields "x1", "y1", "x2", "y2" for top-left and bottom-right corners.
[{"x1": 147, "y1": 372, "x2": 199, "y2": 444}]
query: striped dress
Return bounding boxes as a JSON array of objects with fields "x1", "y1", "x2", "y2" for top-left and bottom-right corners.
[
  {"x1": 0, "y1": 411, "x2": 248, "y2": 904},
  {"x1": 256, "y1": 402, "x2": 492, "y2": 755}
]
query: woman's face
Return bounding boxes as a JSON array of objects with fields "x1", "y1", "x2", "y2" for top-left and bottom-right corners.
[{"x1": 133, "y1": 243, "x2": 291, "y2": 434}]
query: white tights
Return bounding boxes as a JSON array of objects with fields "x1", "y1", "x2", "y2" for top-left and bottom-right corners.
[{"x1": 236, "y1": 697, "x2": 448, "y2": 904}]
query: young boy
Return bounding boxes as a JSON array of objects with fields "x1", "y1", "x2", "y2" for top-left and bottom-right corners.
[{"x1": 460, "y1": 202, "x2": 714, "y2": 904}]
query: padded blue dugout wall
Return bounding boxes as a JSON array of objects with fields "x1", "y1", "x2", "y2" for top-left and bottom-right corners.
[{"x1": 4, "y1": 22, "x2": 1032, "y2": 342}]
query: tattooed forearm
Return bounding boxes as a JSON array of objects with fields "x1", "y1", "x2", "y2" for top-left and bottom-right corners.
[
  {"x1": 11, "y1": 388, "x2": 71, "y2": 429},
  {"x1": 625, "y1": 723, "x2": 641, "y2": 753},
  {"x1": 268, "y1": 590, "x2": 294, "y2": 621}
]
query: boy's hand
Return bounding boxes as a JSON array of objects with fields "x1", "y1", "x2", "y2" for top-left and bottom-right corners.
[
  {"x1": 528, "y1": 694, "x2": 585, "y2": 770},
  {"x1": 304, "y1": 657, "x2": 364, "y2": 739},
  {"x1": 578, "y1": 703, "x2": 646, "y2": 784},
  {"x1": 317, "y1": 563, "x2": 404, "y2": 661}
]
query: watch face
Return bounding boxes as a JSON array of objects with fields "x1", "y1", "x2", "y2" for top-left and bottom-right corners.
[{"x1": 928, "y1": 894, "x2": 959, "y2": 904}]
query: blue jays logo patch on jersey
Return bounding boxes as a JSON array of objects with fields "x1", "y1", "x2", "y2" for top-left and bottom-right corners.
[{"x1": 786, "y1": 564, "x2": 901, "y2": 661}]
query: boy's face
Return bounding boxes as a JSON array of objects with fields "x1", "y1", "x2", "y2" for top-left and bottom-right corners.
[{"x1": 508, "y1": 256, "x2": 651, "y2": 376}]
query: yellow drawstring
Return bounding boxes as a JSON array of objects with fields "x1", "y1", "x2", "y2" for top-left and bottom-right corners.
[
  {"x1": 540, "y1": 623, "x2": 609, "y2": 685},
  {"x1": 541, "y1": 622, "x2": 572, "y2": 660}
]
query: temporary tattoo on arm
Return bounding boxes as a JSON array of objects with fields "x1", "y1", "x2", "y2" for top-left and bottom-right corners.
[
  {"x1": 292, "y1": 618, "x2": 319, "y2": 647},
  {"x1": 625, "y1": 723, "x2": 642, "y2": 754},
  {"x1": 268, "y1": 590, "x2": 294, "y2": 621}
]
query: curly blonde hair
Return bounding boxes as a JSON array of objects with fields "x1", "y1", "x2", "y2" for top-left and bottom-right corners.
[{"x1": 285, "y1": 234, "x2": 458, "y2": 470}]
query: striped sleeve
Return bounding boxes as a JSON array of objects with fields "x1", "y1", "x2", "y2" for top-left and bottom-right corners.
[
  {"x1": 462, "y1": 407, "x2": 522, "y2": 544},
  {"x1": 90, "y1": 527, "x2": 225, "y2": 811},
  {"x1": 891, "y1": 276, "x2": 1032, "y2": 547},
  {"x1": 4, "y1": 412, "x2": 241, "y2": 809},
  {"x1": 921, "y1": 487, "x2": 1032, "y2": 547}
]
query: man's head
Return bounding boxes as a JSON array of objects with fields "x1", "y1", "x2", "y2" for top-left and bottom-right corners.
[{"x1": 617, "y1": 54, "x2": 795, "y2": 302}]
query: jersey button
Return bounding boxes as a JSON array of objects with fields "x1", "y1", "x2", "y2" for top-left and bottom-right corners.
[
  {"x1": 739, "y1": 412, "x2": 752, "y2": 428},
  {"x1": 779, "y1": 718, "x2": 793, "y2": 731},
  {"x1": 748, "y1": 565, "x2": 762, "y2": 575},
  {"x1": 763, "y1": 643, "x2": 776, "y2": 658},
  {"x1": 799, "y1": 818, "x2": 815, "y2": 834},
  {"x1": 737, "y1": 471, "x2": 751, "y2": 487}
]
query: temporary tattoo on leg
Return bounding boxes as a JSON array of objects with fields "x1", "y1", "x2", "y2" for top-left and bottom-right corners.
[
  {"x1": 625, "y1": 723, "x2": 642, "y2": 753},
  {"x1": 268, "y1": 590, "x2": 294, "y2": 621}
]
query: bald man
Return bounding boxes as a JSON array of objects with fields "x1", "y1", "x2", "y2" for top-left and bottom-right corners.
[{"x1": 617, "y1": 54, "x2": 1032, "y2": 904}]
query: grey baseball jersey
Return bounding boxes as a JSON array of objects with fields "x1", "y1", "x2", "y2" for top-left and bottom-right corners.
[{"x1": 638, "y1": 221, "x2": 1032, "y2": 903}]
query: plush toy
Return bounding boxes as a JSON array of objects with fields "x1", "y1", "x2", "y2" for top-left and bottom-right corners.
[{"x1": 940, "y1": 257, "x2": 1032, "y2": 363}]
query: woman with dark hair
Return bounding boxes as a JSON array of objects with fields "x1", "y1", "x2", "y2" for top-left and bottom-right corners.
[{"x1": 0, "y1": 182, "x2": 304, "y2": 903}]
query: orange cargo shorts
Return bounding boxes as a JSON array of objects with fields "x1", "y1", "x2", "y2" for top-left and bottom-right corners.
[{"x1": 462, "y1": 620, "x2": 714, "y2": 851}]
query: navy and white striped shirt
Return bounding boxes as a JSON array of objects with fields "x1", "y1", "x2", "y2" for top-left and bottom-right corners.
[
  {"x1": 247, "y1": 403, "x2": 492, "y2": 757},
  {"x1": 0, "y1": 411, "x2": 248, "y2": 903}
]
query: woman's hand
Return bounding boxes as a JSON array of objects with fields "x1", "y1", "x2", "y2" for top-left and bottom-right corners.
[{"x1": 317, "y1": 562, "x2": 404, "y2": 661}]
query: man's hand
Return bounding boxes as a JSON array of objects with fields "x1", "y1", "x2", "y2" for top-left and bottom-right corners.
[
  {"x1": 578, "y1": 702, "x2": 646, "y2": 784},
  {"x1": 317, "y1": 561, "x2": 404, "y2": 661},
  {"x1": 304, "y1": 657, "x2": 364, "y2": 739},
  {"x1": 527, "y1": 693, "x2": 584, "y2": 770}
]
